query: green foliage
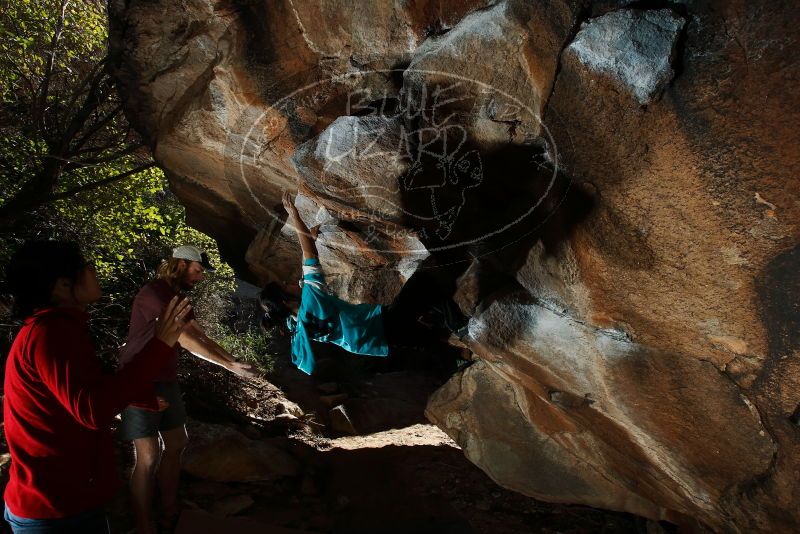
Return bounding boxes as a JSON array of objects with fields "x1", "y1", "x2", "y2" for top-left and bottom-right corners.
[
  {"x1": 0, "y1": 0, "x2": 151, "y2": 229},
  {"x1": 204, "y1": 315, "x2": 276, "y2": 374},
  {"x1": 0, "y1": 2, "x2": 271, "y2": 370},
  {"x1": 0, "y1": 0, "x2": 107, "y2": 105},
  {"x1": 0, "y1": 166, "x2": 273, "y2": 371},
  {"x1": 0, "y1": 0, "x2": 109, "y2": 185},
  {"x1": 56, "y1": 166, "x2": 183, "y2": 280}
]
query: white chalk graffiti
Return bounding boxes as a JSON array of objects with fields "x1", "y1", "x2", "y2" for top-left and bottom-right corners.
[{"x1": 225, "y1": 69, "x2": 562, "y2": 255}]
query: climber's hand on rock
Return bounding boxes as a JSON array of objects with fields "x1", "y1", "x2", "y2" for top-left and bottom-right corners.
[{"x1": 282, "y1": 191, "x2": 299, "y2": 218}]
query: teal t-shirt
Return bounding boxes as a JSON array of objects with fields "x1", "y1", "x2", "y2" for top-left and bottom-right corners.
[{"x1": 288, "y1": 258, "x2": 388, "y2": 374}]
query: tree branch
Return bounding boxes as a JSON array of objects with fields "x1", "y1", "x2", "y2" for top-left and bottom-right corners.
[
  {"x1": 65, "y1": 143, "x2": 145, "y2": 170},
  {"x1": 0, "y1": 51, "x2": 37, "y2": 97},
  {"x1": 35, "y1": 0, "x2": 70, "y2": 133},
  {"x1": 48, "y1": 162, "x2": 155, "y2": 201},
  {"x1": 63, "y1": 56, "x2": 108, "y2": 116},
  {"x1": 70, "y1": 103, "x2": 123, "y2": 151}
]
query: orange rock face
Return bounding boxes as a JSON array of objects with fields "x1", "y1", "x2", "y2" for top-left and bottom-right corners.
[{"x1": 111, "y1": 0, "x2": 800, "y2": 530}]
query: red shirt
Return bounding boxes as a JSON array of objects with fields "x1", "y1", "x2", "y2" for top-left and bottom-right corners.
[
  {"x1": 3, "y1": 307, "x2": 173, "y2": 518},
  {"x1": 120, "y1": 279, "x2": 194, "y2": 382}
]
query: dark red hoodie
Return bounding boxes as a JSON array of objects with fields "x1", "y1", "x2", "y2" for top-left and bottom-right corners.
[{"x1": 3, "y1": 307, "x2": 172, "y2": 518}]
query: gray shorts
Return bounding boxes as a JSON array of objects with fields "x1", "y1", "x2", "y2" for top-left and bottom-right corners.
[{"x1": 118, "y1": 382, "x2": 187, "y2": 441}]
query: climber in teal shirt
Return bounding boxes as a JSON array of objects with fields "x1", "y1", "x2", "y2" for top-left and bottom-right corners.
[{"x1": 258, "y1": 192, "x2": 389, "y2": 375}]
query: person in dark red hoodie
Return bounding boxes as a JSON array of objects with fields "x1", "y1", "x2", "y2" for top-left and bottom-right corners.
[{"x1": 2, "y1": 241, "x2": 191, "y2": 534}]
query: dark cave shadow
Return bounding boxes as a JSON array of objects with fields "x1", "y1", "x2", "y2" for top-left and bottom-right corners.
[
  {"x1": 391, "y1": 139, "x2": 595, "y2": 336},
  {"x1": 258, "y1": 438, "x2": 647, "y2": 534}
]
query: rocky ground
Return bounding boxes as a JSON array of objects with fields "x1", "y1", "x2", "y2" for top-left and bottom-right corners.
[
  {"x1": 100, "y1": 344, "x2": 667, "y2": 534},
  {"x1": 109, "y1": 422, "x2": 652, "y2": 534},
  {"x1": 0, "y1": 337, "x2": 671, "y2": 534}
]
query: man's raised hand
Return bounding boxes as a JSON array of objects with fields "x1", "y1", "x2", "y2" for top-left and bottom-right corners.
[
  {"x1": 229, "y1": 360, "x2": 260, "y2": 379},
  {"x1": 154, "y1": 296, "x2": 192, "y2": 347}
]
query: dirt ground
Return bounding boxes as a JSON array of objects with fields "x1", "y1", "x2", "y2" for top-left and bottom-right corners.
[
  {"x1": 0, "y1": 343, "x2": 666, "y2": 533},
  {"x1": 101, "y1": 423, "x2": 649, "y2": 534},
  {"x1": 111, "y1": 345, "x2": 661, "y2": 534}
]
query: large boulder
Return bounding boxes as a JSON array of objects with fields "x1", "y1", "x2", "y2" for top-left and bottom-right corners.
[
  {"x1": 111, "y1": 0, "x2": 800, "y2": 530},
  {"x1": 289, "y1": 115, "x2": 430, "y2": 303},
  {"x1": 427, "y1": 295, "x2": 776, "y2": 527},
  {"x1": 404, "y1": 0, "x2": 578, "y2": 146},
  {"x1": 108, "y1": 0, "x2": 437, "y2": 282}
]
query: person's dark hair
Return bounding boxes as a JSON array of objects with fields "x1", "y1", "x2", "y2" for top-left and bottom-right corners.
[
  {"x1": 258, "y1": 282, "x2": 293, "y2": 333},
  {"x1": 5, "y1": 241, "x2": 86, "y2": 318}
]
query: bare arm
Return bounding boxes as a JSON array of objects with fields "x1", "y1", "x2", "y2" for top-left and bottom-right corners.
[
  {"x1": 283, "y1": 191, "x2": 318, "y2": 260},
  {"x1": 178, "y1": 320, "x2": 259, "y2": 378},
  {"x1": 36, "y1": 298, "x2": 191, "y2": 428}
]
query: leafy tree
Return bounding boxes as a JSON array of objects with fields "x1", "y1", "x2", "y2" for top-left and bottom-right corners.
[
  {"x1": 0, "y1": 0, "x2": 152, "y2": 230},
  {"x1": 0, "y1": 1, "x2": 273, "y2": 369}
]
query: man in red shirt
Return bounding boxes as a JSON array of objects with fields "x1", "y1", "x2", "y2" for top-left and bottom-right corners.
[
  {"x1": 118, "y1": 245, "x2": 258, "y2": 534},
  {"x1": 3, "y1": 240, "x2": 191, "y2": 533}
]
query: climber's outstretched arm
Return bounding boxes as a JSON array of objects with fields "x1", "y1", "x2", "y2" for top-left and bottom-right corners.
[{"x1": 283, "y1": 191, "x2": 318, "y2": 260}]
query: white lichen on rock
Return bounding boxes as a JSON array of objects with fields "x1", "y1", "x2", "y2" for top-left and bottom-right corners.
[{"x1": 566, "y1": 9, "x2": 685, "y2": 105}]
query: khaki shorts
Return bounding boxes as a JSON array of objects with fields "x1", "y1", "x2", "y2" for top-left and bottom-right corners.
[{"x1": 117, "y1": 382, "x2": 187, "y2": 440}]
